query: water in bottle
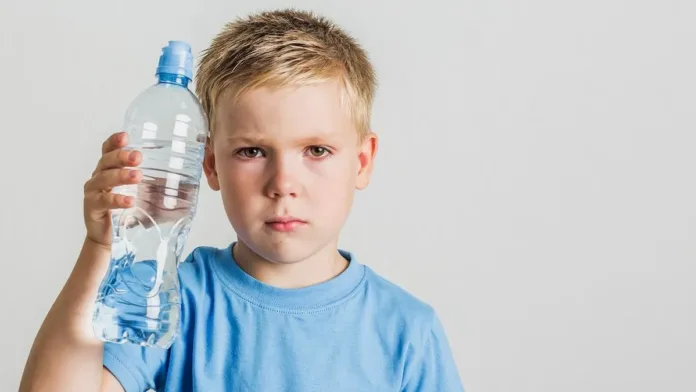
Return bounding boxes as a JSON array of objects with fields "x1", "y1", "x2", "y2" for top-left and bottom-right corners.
[{"x1": 92, "y1": 41, "x2": 208, "y2": 348}]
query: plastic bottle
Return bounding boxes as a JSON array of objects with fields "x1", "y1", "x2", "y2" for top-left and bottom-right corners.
[{"x1": 92, "y1": 41, "x2": 207, "y2": 348}]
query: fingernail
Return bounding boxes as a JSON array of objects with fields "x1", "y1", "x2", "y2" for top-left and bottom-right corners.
[
  {"x1": 128, "y1": 151, "x2": 137, "y2": 161},
  {"x1": 129, "y1": 170, "x2": 137, "y2": 179}
]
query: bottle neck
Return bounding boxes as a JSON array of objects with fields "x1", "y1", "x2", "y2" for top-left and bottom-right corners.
[{"x1": 157, "y1": 73, "x2": 190, "y2": 87}]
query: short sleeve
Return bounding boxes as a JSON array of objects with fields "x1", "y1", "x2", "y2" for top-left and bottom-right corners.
[
  {"x1": 401, "y1": 312, "x2": 465, "y2": 392},
  {"x1": 103, "y1": 341, "x2": 168, "y2": 392}
]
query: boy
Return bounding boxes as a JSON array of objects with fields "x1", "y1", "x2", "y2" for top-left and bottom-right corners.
[{"x1": 20, "y1": 8, "x2": 464, "y2": 392}]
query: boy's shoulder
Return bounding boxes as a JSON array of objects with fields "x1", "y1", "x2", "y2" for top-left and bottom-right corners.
[
  {"x1": 363, "y1": 263, "x2": 436, "y2": 315},
  {"x1": 175, "y1": 245, "x2": 222, "y2": 289},
  {"x1": 361, "y1": 263, "x2": 441, "y2": 334}
]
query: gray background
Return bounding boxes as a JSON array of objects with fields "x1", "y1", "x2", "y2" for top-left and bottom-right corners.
[{"x1": 1, "y1": 0, "x2": 694, "y2": 391}]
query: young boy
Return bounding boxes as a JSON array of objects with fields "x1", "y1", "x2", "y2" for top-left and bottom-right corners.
[{"x1": 20, "y1": 8, "x2": 464, "y2": 392}]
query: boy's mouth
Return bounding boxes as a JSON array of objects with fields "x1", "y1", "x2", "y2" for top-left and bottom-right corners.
[{"x1": 264, "y1": 216, "x2": 307, "y2": 232}]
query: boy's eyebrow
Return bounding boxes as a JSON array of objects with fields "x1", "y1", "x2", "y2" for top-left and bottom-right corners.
[
  {"x1": 224, "y1": 132, "x2": 343, "y2": 146},
  {"x1": 224, "y1": 135, "x2": 269, "y2": 145},
  {"x1": 294, "y1": 134, "x2": 341, "y2": 145}
]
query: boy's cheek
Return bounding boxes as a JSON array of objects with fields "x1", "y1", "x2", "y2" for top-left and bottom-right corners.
[{"x1": 313, "y1": 181, "x2": 354, "y2": 210}]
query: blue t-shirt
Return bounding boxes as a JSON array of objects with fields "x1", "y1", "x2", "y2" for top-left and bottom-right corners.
[{"x1": 103, "y1": 244, "x2": 464, "y2": 391}]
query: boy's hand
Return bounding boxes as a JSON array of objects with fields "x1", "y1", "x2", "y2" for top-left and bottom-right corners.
[{"x1": 83, "y1": 132, "x2": 142, "y2": 248}]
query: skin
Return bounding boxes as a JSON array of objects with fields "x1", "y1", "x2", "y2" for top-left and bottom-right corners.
[
  {"x1": 19, "y1": 132, "x2": 143, "y2": 392},
  {"x1": 19, "y1": 78, "x2": 377, "y2": 391},
  {"x1": 205, "y1": 79, "x2": 378, "y2": 288}
]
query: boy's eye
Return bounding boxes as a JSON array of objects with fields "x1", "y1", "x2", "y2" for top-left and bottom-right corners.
[
  {"x1": 237, "y1": 147, "x2": 264, "y2": 158},
  {"x1": 307, "y1": 146, "x2": 329, "y2": 157}
]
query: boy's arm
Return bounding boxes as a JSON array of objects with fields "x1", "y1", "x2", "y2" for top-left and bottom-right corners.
[
  {"x1": 401, "y1": 311, "x2": 465, "y2": 392},
  {"x1": 102, "y1": 370, "x2": 126, "y2": 392},
  {"x1": 21, "y1": 131, "x2": 165, "y2": 391},
  {"x1": 19, "y1": 237, "x2": 124, "y2": 392}
]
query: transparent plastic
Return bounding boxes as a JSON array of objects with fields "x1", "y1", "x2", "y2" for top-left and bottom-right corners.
[{"x1": 92, "y1": 74, "x2": 207, "y2": 348}]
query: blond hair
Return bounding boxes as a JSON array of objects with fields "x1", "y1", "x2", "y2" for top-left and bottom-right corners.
[{"x1": 195, "y1": 9, "x2": 377, "y2": 140}]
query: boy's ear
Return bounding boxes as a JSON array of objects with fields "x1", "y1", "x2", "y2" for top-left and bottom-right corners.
[
  {"x1": 356, "y1": 131, "x2": 378, "y2": 190},
  {"x1": 203, "y1": 141, "x2": 221, "y2": 191}
]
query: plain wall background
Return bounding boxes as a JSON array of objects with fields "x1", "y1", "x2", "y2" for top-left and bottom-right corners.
[{"x1": 1, "y1": 0, "x2": 694, "y2": 390}]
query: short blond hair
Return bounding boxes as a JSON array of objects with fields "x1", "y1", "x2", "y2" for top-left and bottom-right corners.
[{"x1": 195, "y1": 9, "x2": 377, "y2": 140}]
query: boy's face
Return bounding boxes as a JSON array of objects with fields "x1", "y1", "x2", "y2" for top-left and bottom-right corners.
[{"x1": 203, "y1": 79, "x2": 377, "y2": 264}]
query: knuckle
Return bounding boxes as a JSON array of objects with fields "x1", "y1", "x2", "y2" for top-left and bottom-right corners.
[
  {"x1": 96, "y1": 169, "x2": 108, "y2": 184},
  {"x1": 108, "y1": 170, "x2": 122, "y2": 187},
  {"x1": 95, "y1": 171, "x2": 111, "y2": 190},
  {"x1": 99, "y1": 192, "x2": 113, "y2": 206},
  {"x1": 85, "y1": 173, "x2": 101, "y2": 192},
  {"x1": 104, "y1": 149, "x2": 119, "y2": 167},
  {"x1": 112, "y1": 193, "x2": 125, "y2": 207},
  {"x1": 96, "y1": 155, "x2": 107, "y2": 171},
  {"x1": 104, "y1": 149, "x2": 116, "y2": 165},
  {"x1": 85, "y1": 193, "x2": 99, "y2": 210},
  {"x1": 121, "y1": 149, "x2": 133, "y2": 164}
]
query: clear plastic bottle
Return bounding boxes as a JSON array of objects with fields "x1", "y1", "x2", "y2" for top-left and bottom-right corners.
[{"x1": 92, "y1": 41, "x2": 208, "y2": 348}]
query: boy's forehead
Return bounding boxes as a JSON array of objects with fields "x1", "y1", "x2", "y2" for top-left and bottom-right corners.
[{"x1": 214, "y1": 81, "x2": 355, "y2": 140}]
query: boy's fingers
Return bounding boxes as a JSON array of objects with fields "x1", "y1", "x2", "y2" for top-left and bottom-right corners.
[
  {"x1": 94, "y1": 149, "x2": 141, "y2": 174},
  {"x1": 86, "y1": 192, "x2": 133, "y2": 217},
  {"x1": 84, "y1": 168, "x2": 141, "y2": 193},
  {"x1": 102, "y1": 132, "x2": 127, "y2": 155}
]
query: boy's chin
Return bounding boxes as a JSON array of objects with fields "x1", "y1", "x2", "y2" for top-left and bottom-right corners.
[{"x1": 236, "y1": 236, "x2": 327, "y2": 265}]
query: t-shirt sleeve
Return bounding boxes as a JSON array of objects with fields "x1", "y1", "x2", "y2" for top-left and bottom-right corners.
[
  {"x1": 103, "y1": 341, "x2": 169, "y2": 392},
  {"x1": 401, "y1": 311, "x2": 465, "y2": 392}
]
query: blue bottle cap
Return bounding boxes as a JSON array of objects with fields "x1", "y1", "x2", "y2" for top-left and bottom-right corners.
[{"x1": 155, "y1": 40, "x2": 194, "y2": 80}]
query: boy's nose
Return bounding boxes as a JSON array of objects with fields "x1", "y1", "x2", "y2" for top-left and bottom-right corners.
[{"x1": 264, "y1": 156, "x2": 299, "y2": 198}]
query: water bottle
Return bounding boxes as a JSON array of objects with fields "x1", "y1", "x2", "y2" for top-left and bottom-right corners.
[{"x1": 92, "y1": 41, "x2": 208, "y2": 348}]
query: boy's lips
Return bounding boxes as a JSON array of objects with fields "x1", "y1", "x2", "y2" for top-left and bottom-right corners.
[{"x1": 264, "y1": 216, "x2": 307, "y2": 232}]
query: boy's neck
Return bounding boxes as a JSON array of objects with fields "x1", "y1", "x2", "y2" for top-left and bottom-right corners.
[{"x1": 232, "y1": 241, "x2": 349, "y2": 289}]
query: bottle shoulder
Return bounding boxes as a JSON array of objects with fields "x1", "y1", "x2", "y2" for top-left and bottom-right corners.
[
  {"x1": 127, "y1": 84, "x2": 204, "y2": 114},
  {"x1": 123, "y1": 83, "x2": 208, "y2": 140}
]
